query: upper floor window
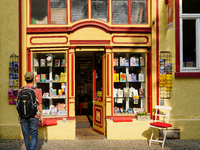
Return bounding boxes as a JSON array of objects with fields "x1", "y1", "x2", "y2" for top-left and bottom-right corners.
[
  {"x1": 31, "y1": 0, "x2": 67, "y2": 24},
  {"x1": 180, "y1": 0, "x2": 200, "y2": 72},
  {"x1": 112, "y1": 0, "x2": 147, "y2": 24},
  {"x1": 71, "y1": 0, "x2": 88, "y2": 22},
  {"x1": 92, "y1": 0, "x2": 108, "y2": 22},
  {"x1": 30, "y1": 0, "x2": 147, "y2": 25}
]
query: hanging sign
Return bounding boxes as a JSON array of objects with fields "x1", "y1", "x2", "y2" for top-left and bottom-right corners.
[{"x1": 168, "y1": 0, "x2": 173, "y2": 29}]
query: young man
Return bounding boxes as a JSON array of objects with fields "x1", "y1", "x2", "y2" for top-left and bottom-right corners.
[{"x1": 18, "y1": 72, "x2": 43, "y2": 150}]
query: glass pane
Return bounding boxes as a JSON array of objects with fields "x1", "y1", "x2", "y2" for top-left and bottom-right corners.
[
  {"x1": 131, "y1": 0, "x2": 147, "y2": 24},
  {"x1": 112, "y1": 0, "x2": 128, "y2": 24},
  {"x1": 113, "y1": 52, "x2": 146, "y2": 115},
  {"x1": 183, "y1": 20, "x2": 196, "y2": 67},
  {"x1": 183, "y1": 0, "x2": 200, "y2": 13},
  {"x1": 50, "y1": 0, "x2": 67, "y2": 24},
  {"x1": 92, "y1": 0, "x2": 108, "y2": 22},
  {"x1": 31, "y1": 0, "x2": 47, "y2": 24},
  {"x1": 71, "y1": 0, "x2": 88, "y2": 22}
]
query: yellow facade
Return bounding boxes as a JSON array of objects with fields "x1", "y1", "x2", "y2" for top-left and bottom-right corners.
[{"x1": 1, "y1": 0, "x2": 200, "y2": 140}]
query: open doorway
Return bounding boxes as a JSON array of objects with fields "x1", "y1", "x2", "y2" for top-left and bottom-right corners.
[{"x1": 75, "y1": 51, "x2": 105, "y2": 140}]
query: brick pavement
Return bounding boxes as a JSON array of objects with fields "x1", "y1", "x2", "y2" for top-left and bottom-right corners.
[{"x1": 0, "y1": 139, "x2": 200, "y2": 150}]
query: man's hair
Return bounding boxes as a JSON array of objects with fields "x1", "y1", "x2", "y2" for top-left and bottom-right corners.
[{"x1": 26, "y1": 79, "x2": 34, "y2": 83}]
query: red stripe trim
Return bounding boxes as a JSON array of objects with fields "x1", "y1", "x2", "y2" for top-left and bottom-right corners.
[
  {"x1": 148, "y1": 47, "x2": 152, "y2": 116},
  {"x1": 128, "y1": 0, "x2": 131, "y2": 24},
  {"x1": 27, "y1": 48, "x2": 31, "y2": 72},
  {"x1": 156, "y1": 0, "x2": 159, "y2": 106},
  {"x1": 70, "y1": 40, "x2": 110, "y2": 45},
  {"x1": 106, "y1": 54, "x2": 109, "y2": 96},
  {"x1": 93, "y1": 53, "x2": 97, "y2": 100},
  {"x1": 175, "y1": 0, "x2": 180, "y2": 72},
  {"x1": 47, "y1": 0, "x2": 51, "y2": 24},
  {"x1": 111, "y1": 53, "x2": 113, "y2": 116},
  {"x1": 19, "y1": 0, "x2": 22, "y2": 88},
  {"x1": 30, "y1": 36, "x2": 68, "y2": 45},
  {"x1": 175, "y1": 72, "x2": 200, "y2": 77},
  {"x1": 66, "y1": 0, "x2": 68, "y2": 24},
  {"x1": 67, "y1": 50, "x2": 69, "y2": 117},
  {"x1": 71, "y1": 53, "x2": 74, "y2": 96},
  {"x1": 106, "y1": 101, "x2": 112, "y2": 103}
]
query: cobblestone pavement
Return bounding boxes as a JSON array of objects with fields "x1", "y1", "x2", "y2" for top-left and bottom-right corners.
[{"x1": 0, "y1": 139, "x2": 200, "y2": 150}]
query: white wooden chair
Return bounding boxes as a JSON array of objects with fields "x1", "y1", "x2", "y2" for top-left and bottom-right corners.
[{"x1": 148, "y1": 105, "x2": 172, "y2": 148}]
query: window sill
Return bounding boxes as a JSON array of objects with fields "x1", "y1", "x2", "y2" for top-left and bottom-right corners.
[{"x1": 175, "y1": 72, "x2": 200, "y2": 77}]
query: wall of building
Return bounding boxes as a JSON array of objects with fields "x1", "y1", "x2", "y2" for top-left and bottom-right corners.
[{"x1": 0, "y1": 0, "x2": 20, "y2": 139}]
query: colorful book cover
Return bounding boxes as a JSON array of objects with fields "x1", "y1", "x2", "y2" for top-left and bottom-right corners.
[
  {"x1": 61, "y1": 59, "x2": 66, "y2": 66},
  {"x1": 135, "y1": 57, "x2": 139, "y2": 66},
  {"x1": 9, "y1": 79, "x2": 14, "y2": 86},
  {"x1": 14, "y1": 79, "x2": 19, "y2": 86},
  {"x1": 113, "y1": 58, "x2": 118, "y2": 66},
  {"x1": 120, "y1": 57, "x2": 125, "y2": 66},
  {"x1": 55, "y1": 74, "x2": 60, "y2": 82},
  {"x1": 125, "y1": 58, "x2": 129, "y2": 66},
  {"x1": 47, "y1": 60, "x2": 53, "y2": 66},
  {"x1": 35, "y1": 75, "x2": 40, "y2": 82},
  {"x1": 60, "y1": 73, "x2": 66, "y2": 82},
  {"x1": 139, "y1": 88, "x2": 145, "y2": 97},
  {"x1": 118, "y1": 89, "x2": 123, "y2": 97},
  {"x1": 120, "y1": 72, "x2": 126, "y2": 82},
  {"x1": 54, "y1": 59, "x2": 60, "y2": 67},
  {"x1": 33, "y1": 58, "x2": 39, "y2": 67},
  {"x1": 140, "y1": 57, "x2": 145, "y2": 66},
  {"x1": 138, "y1": 73, "x2": 144, "y2": 82},
  {"x1": 113, "y1": 88, "x2": 118, "y2": 97},
  {"x1": 114, "y1": 73, "x2": 119, "y2": 82},
  {"x1": 40, "y1": 74, "x2": 46, "y2": 82},
  {"x1": 131, "y1": 73, "x2": 137, "y2": 82},
  {"x1": 123, "y1": 88, "x2": 129, "y2": 97},
  {"x1": 130, "y1": 57, "x2": 136, "y2": 66},
  {"x1": 126, "y1": 74, "x2": 132, "y2": 82},
  {"x1": 40, "y1": 59, "x2": 46, "y2": 67}
]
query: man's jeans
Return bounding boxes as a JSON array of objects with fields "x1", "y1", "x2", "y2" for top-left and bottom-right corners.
[{"x1": 21, "y1": 117, "x2": 39, "y2": 150}]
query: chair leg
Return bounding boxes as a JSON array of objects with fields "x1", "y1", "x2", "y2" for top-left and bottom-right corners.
[
  {"x1": 161, "y1": 129, "x2": 168, "y2": 148},
  {"x1": 149, "y1": 132, "x2": 153, "y2": 146}
]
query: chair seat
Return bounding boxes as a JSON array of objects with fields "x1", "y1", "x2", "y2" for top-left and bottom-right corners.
[{"x1": 150, "y1": 122, "x2": 172, "y2": 128}]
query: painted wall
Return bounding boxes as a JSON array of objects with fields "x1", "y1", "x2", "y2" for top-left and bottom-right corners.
[{"x1": 0, "y1": 0, "x2": 20, "y2": 139}]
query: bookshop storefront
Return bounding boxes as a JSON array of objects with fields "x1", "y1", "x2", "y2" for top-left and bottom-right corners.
[{"x1": 17, "y1": 0, "x2": 154, "y2": 140}]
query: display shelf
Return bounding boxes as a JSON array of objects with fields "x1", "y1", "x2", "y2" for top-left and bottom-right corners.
[
  {"x1": 113, "y1": 52, "x2": 147, "y2": 115},
  {"x1": 33, "y1": 52, "x2": 67, "y2": 117}
]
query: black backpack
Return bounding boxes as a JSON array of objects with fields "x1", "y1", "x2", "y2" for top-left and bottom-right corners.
[{"x1": 16, "y1": 87, "x2": 38, "y2": 119}]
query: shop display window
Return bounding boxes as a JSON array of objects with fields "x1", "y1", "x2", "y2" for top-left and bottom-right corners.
[
  {"x1": 32, "y1": 53, "x2": 67, "y2": 117},
  {"x1": 113, "y1": 52, "x2": 146, "y2": 115}
]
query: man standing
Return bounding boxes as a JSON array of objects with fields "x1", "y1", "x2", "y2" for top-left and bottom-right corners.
[{"x1": 17, "y1": 72, "x2": 43, "y2": 150}]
